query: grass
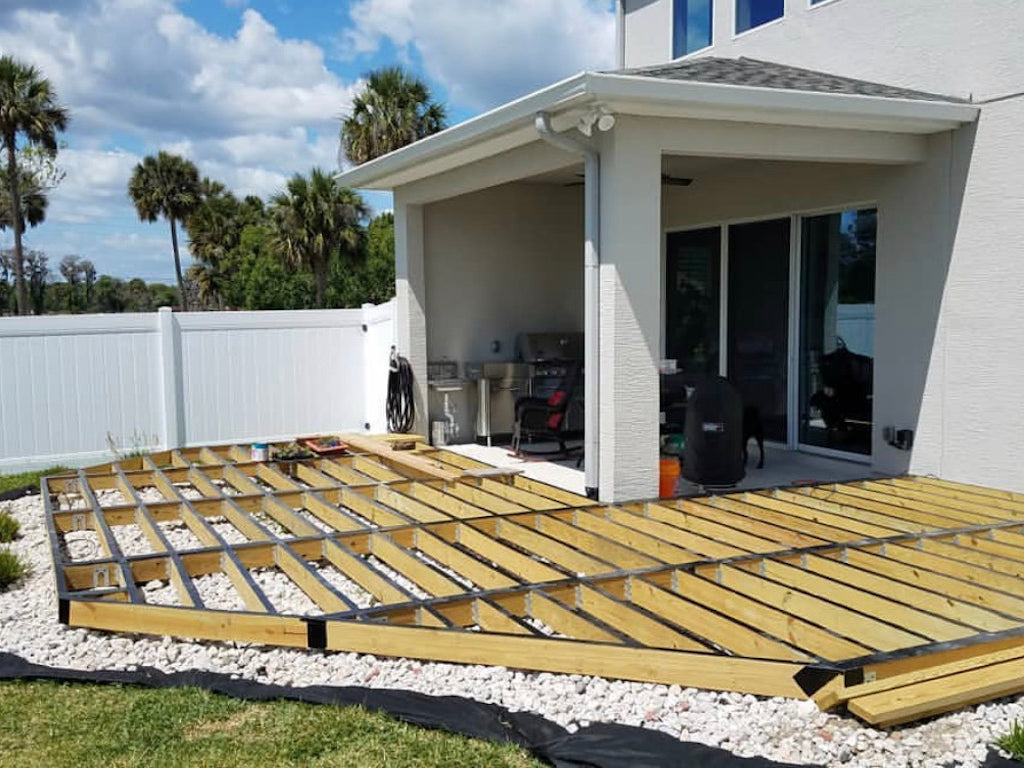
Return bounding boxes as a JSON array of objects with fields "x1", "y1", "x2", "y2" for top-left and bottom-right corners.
[
  {"x1": 0, "y1": 465, "x2": 69, "y2": 496},
  {"x1": 997, "y1": 720, "x2": 1024, "y2": 761},
  {"x1": 0, "y1": 681, "x2": 542, "y2": 768},
  {"x1": 0, "y1": 513, "x2": 18, "y2": 542},
  {"x1": 0, "y1": 549, "x2": 30, "y2": 591}
]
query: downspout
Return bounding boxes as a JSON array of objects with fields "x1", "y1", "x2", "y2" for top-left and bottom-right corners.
[
  {"x1": 535, "y1": 112, "x2": 600, "y2": 500},
  {"x1": 615, "y1": 0, "x2": 626, "y2": 70}
]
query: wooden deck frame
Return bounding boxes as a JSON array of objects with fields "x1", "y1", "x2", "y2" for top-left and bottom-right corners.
[{"x1": 41, "y1": 446, "x2": 1024, "y2": 721}]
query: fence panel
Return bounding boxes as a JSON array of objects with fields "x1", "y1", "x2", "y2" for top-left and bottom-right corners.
[
  {"x1": 0, "y1": 301, "x2": 395, "y2": 472},
  {"x1": 0, "y1": 314, "x2": 163, "y2": 470}
]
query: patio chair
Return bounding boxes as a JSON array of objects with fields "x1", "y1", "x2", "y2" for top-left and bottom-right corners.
[{"x1": 510, "y1": 364, "x2": 582, "y2": 457}]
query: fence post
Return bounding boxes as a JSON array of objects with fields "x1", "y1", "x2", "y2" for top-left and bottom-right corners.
[{"x1": 157, "y1": 307, "x2": 184, "y2": 449}]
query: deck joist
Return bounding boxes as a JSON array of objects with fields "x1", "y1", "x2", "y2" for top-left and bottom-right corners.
[{"x1": 43, "y1": 441, "x2": 1024, "y2": 726}]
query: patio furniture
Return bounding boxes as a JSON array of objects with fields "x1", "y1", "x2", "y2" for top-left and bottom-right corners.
[{"x1": 510, "y1": 363, "x2": 582, "y2": 457}]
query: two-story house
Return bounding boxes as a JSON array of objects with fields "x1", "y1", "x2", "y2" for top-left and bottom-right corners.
[{"x1": 335, "y1": 1, "x2": 1021, "y2": 503}]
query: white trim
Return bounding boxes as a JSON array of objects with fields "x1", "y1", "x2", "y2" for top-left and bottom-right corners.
[
  {"x1": 808, "y1": 0, "x2": 846, "y2": 10},
  {"x1": 787, "y1": 214, "x2": 801, "y2": 449},
  {"x1": 335, "y1": 72, "x2": 978, "y2": 191},
  {"x1": 733, "y1": 0, "x2": 786, "y2": 39}
]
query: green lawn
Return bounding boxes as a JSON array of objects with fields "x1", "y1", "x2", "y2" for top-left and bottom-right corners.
[
  {"x1": 0, "y1": 466, "x2": 68, "y2": 495},
  {"x1": 0, "y1": 681, "x2": 542, "y2": 767}
]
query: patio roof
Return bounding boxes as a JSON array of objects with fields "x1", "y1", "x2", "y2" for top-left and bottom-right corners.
[
  {"x1": 45, "y1": 436, "x2": 1024, "y2": 727},
  {"x1": 335, "y1": 57, "x2": 978, "y2": 192}
]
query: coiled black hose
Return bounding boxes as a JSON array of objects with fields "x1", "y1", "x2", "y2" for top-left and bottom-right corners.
[{"x1": 386, "y1": 348, "x2": 415, "y2": 434}]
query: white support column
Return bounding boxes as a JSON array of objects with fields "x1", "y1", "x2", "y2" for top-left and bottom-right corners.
[
  {"x1": 597, "y1": 119, "x2": 662, "y2": 502},
  {"x1": 157, "y1": 306, "x2": 184, "y2": 449},
  {"x1": 394, "y1": 192, "x2": 429, "y2": 438}
]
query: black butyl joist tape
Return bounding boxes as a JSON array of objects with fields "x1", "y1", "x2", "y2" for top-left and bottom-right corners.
[{"x1": 0, "y1": 651, "x2": 811, "y2": 767}]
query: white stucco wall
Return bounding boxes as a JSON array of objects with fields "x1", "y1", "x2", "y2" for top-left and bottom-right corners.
[
  {"x1": 917, "y1": 99, "x2": 1024, "y2": 492},
  {"x1": 421, "y1": 182, "x2": 584, "y2": 440},
  {"x1": 624, "y1": 0, "x2": 1022, "y2": 99}
]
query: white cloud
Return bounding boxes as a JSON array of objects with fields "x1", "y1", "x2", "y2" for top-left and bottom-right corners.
[
  {"x1": 341, "y1": 0, "x2": 616, "y2": 111},
  {"x1": 0, "y1": 0, "x2": 362, "y2": 277}
]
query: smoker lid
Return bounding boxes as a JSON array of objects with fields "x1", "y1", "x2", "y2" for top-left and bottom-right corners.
[{"x1": 516, "y1": 332, "x2": 584, "y2": 362}]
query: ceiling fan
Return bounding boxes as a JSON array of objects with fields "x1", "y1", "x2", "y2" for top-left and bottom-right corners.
[{"x1": 563, "y1": 173, "x2": 693, "y2": 188}]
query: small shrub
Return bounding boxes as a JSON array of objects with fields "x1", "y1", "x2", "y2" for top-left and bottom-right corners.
[
  {"x1": 0, "y1": 549, "x2": 30, "y2": 591},
  {"x1": 0, "y1": 513, "x2": 18, "y2": 543},
  {"x1": 997, "y1": 720, "x2": 1024, "y2": 761}
]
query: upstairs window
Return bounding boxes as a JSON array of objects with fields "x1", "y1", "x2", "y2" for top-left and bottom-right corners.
[
  {"x1": 735, "y1": 0, "x2": 783, "y2": 33},
  {"x1": 673, "y1": 0, "x2": 713, "y2": 58}
]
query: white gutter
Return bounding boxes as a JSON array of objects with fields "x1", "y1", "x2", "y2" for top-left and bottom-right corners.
[
  {"x1": 336, "y1": 73, "x2": 589, "y2": 190},
  {"x1": 336, "y1": 71, "x2": 977, "y2": 191},
  {"x1": 535, "y1": 113, "x2": 600, "y2": 499}
]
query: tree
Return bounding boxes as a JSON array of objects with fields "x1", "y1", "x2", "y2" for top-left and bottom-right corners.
[
  {"x1": 23, "y1": 249, "x2": 48, "y2": 315},
  {"x1": 59, "y1": 254, "x2": 81, "y2": 312},
  {"x1": 340, "y1": 66, "x2": 446, "y2": 165},
  {"x1": 128, "y1": 151, "x2": 201, "y2": 311},
  {"x1": 185, "y1": 180, "x2": 265, "y2": 310},
  {"x1": 270, "y1": 168, "x2": 368, "y2": 308},
  {"x1": 0, "y1": 55, "x2": 69, "y2": 315}
]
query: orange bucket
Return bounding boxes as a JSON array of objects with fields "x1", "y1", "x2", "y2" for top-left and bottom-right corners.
[{"x1": 659, "y1": 458, "x2": 681, "y2": 499}]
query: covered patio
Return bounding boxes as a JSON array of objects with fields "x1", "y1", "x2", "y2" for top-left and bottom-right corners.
[{"x1": 337, "y1": 58, "x2": 978, "y2": 504}]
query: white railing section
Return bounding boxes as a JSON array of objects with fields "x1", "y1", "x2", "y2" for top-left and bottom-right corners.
[{"x1": 0, "y1": 300, "x2": 396, "y2": 472}]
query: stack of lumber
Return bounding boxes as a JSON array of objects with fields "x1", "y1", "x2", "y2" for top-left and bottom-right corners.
[{"x1": 814, "y1": 641, "x2": 1024, "y2": 727}]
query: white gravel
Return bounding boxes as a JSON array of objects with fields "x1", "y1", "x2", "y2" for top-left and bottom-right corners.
[{"x1": 1, "y1": 491, "x2": 1018, "y2": 766}]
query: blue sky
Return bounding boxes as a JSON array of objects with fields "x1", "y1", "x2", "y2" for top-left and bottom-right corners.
[{"x1": 0, "y1": 0, "x2": 614, "y2": 282}]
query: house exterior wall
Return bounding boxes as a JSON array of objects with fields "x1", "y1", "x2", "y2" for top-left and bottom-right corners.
[
  {"x1": 421, "y1": 182, "x2": 584, "y2": 440},
  {"x1": 620, "y1": 1, "x2": 1024, "y2": 492},
  {"x1": 623, "y1": 0, "x2": 1022, "y2": 99}
]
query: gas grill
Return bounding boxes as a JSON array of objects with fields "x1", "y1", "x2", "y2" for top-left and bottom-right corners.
[{"x1": 516, "y1": 332, "x2": 584, "y2": 431}]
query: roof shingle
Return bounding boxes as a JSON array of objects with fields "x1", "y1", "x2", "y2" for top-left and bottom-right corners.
[{"x1": 611, "y1": 57, "x2": 966, "y2": 103}]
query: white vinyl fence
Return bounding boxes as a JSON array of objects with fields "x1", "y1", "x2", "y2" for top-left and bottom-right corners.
[{"x1": 0, "y1": 300, "x2": 396, "y2": 472}]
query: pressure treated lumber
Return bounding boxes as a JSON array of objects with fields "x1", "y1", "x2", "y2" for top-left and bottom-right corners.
[{"x1": 44, "y1": 450, "x2": 1024, "y2": 727}]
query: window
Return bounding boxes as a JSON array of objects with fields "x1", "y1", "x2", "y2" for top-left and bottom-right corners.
[
  {"x1": 735, "y1": 0, "x2": 783, "y2": 33},
  {"x1": 799, "y1": 209, "x2": 877, "y2": 455},
  {"x1": 673, "y1": 0, "x2": 713, "y2": 58}
]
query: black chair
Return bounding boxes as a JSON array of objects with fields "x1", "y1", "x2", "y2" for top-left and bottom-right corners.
[{"x1": 511, "y1": 364, "x2": 581, "y2": 457}]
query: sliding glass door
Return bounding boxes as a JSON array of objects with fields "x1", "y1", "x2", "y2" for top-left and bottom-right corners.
[
  {"x1": 798, "y1": 209, "x2": 877, "y2": 456},
  {"x1": 664, "y1": 209, "x2": 877, "y2": 458},
  {"x1": 665, "y1": 227, "x2": 721, "y2": 377},
  {"x1": 727, "y1": 218, "x2": 791, "y2": 443}
]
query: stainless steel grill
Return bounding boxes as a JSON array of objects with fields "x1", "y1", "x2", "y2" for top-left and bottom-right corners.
[{"x1": 516, "y1": 332, "x2": 584, "y2": 432}]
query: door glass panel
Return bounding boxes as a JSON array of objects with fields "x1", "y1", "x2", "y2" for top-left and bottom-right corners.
[
  {"x1": 665, "y1": 227, "x2": 721, "y2": 376},
  {"x1": 727, "y1": 218, "x2": 790, "y2": 442},
  {"x1": 800, "y1": 209, "x2": 876, "y2": 455}
]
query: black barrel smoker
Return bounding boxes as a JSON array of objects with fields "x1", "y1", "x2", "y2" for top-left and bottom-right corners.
[{"x1": 683, "y1": 376, "x2": 745, "y2": 487}]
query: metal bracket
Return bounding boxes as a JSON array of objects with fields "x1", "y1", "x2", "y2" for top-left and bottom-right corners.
[
  {"x1": 72, "y1": 513, "x2": 87, "y2": 531},
  {"x1": 92, "y1": 566, "x2": 111, "y2": 589}
]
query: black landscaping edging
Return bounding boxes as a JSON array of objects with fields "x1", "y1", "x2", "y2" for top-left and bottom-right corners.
[
  {"x1": 0, "y1": 485, "x2": 36, "y2": 502},
  {"x1": 0, "y1": 652, "x2": 809, "y2": 767}
]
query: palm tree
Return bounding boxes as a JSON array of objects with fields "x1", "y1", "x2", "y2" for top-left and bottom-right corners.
[
  {"x1": 340, "y1": 66, "x2": 446, "y2": 165},
  {"x1": 0, "y1": 165, "x2": 48, "y2": 231},
  {"x1": 270, "y1": 168, "x2": 368, "y2": 308},
  {"x1": 128, "y1": 151, "x2": 201, "y2": 311},
  {"x1": 0, "y1": 55, "x2": 69, "y2": 315}
]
